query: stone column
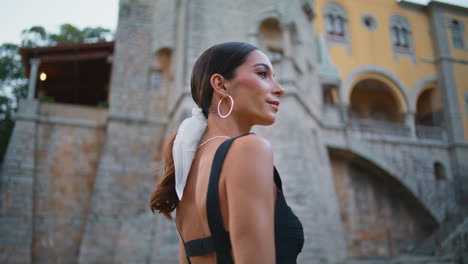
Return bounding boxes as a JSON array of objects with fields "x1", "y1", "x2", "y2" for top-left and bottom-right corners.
[
  {"x1": 27, "y1": 58, "x2": 40, "y2": 100},
  {"x1": 405, "y1": 111, "x2": 416, "y2": 138},
  {"x1": 340, "y1": 103, "x2": 350, "y2": 126},
  {"x1": 429, "y1": 3, "x2": 468, "y2": 208}
]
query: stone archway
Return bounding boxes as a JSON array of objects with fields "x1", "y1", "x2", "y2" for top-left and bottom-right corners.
[
  {"x1": 349, "y1": 78, "x2": 403, "y2": 122},
  {"x1": 416, "y1": 87, "x2": 443, "y2": 126},
  {"x1": 340, "y1": 65, "x2": 410, "y2": 113},
  {"x1": 328, "y1": 147, "x2": 438, "y2": 257}
]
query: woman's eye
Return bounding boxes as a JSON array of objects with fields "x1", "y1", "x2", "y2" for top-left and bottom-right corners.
[{"x1": 257, "y1": 71, "x2": 267, "y2": 78}]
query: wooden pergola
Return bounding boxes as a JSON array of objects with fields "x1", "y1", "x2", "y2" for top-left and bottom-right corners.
[{"x1": 20, "y1": 41, "x2": 114, "y2": 107}]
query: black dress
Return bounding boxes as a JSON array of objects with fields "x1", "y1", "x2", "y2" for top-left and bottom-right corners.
[{"x1": 177, "y1": 134, "x2": 304, "y2": 263}]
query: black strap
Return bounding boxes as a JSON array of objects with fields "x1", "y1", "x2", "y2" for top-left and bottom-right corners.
[
  {"x1": 176, "y1": 133, "x2": 253, "y2": 263},
  {"x1": 273, "y1": 167, "x2": 283, "y2": 192},
  {"x1": 175, "y1": 219, "x2": 192, "y2": 264},
  {"x1": 206, "y1": 138, "x2": 235, "y2": 263},
  {"x1": 206, "y1": 133, "x2": 253, "y2": 263}
]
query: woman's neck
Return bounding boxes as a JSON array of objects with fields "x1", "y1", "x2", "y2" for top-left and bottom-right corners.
[{"x1": 205, "y1": 114, "x2": 252, "y2": 138}]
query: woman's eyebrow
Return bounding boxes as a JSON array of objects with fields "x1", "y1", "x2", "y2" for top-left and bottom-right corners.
[{"x1": 252, "y1": 63, "x2": 271, "y2": 71}]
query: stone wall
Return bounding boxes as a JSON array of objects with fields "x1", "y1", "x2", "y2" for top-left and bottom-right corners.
[
  {"x1": 330, "y1": 155, "x2": 437, "y2": 257},
  {"x1": 0, "y1": 100, "x2": 38, "y2": 264},
  {"x1": 78, "y1": 0, "x2": 171, "y2": 263},
  {"x1": 31, "y1": 103, "x2": 106, "y2": 264}
]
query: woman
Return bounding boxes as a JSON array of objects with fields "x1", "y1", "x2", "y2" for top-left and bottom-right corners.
[{"x1": 150, "y1": 42, "x2": 304, "y2": 264}]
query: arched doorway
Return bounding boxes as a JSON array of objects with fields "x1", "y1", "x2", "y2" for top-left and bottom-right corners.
[
  {"x1": 415, "y1": 86, "x2": 443, "y2": 126},
  {"x1": 414, "y1": 85, "x2": 444, "y2": 140},
  {"x1": 350, "y1": 79, "x2": 402, "y2": 122},
  {"x1": 329, "y1": 148, "x2": 437, "y2": 257},
  {"x1": 347, "y1": 74, "x2": 410, "y2": 137}
]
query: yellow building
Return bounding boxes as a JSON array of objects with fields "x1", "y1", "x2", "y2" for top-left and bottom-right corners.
[
  {"x1": 315, "y1": 0, "x2": 467, "y2": 140},
  {"x1": 313, "y1": 0, "x2": 468, "y2": 257}
]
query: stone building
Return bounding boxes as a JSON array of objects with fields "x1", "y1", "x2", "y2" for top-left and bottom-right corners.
[{"x1": 1, "y1": 0, "x2": 467, "y2": 263}]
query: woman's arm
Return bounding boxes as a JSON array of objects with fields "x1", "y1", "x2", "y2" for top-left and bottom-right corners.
[{"x1": 224, "y1": 135, "x2": 276, "y2": 264}]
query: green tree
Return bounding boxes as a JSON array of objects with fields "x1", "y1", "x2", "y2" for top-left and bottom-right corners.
[
  {"x1": 0, "y1": 24, "x2": 114, "y2": 162},
  {"x1": 21, "y1": 26, "x2": 48, "y2": 47},
  {"x1": 0, "y1": 43, "x2": 27, "y2": 162}
]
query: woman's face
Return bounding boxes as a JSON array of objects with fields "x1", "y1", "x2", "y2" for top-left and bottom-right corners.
[{"x1": 225, "y1": 50, "x2": 284, "y2": 126}]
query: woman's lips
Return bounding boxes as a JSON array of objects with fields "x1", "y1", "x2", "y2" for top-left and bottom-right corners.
[{"x1": 267, "y1": 100, "x2": 280, "y2": 110}]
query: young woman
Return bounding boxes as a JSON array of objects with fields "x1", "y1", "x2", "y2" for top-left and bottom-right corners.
[{"x1": 150, "y1": 42, "x2": 304, "y2": 264}]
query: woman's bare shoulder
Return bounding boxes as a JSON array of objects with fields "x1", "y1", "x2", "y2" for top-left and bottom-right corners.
[
  {"x1": 224, "y1": 134, "x2": 274, "y2": 180},
  {"x1": 230, "y1": 134, "x2": 272, "y2": 156}
]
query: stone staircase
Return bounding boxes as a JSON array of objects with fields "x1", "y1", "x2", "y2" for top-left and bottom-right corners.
[{"x1": 412, "y1": 212, "x2": 468, "y2": 256}]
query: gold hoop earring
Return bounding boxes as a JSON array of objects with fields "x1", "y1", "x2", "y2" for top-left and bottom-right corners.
[{"x1": 217, "y1": 95, "x2": 234, "y2": 118}]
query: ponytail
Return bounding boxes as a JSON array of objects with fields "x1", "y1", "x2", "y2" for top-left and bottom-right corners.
[{"x1": 149, "y1": 133, "x2": 179, "y2": 219}]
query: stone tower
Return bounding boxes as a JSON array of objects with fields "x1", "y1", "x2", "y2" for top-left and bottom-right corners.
[{"x1": 77, "y1": 0, "x2": 347, "y2": 263}]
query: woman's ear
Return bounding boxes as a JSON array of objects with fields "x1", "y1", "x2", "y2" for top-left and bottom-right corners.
[{"x1": 210, "y1": 73, "x2": 228, "y2": 97}]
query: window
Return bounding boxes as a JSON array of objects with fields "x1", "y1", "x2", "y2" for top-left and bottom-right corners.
[
  {"x1": 389, "y1": 15, "x2": 414, "y2": 61},
  {"x1": 449, "y1": 19, "x2": 465, "y2": 49},
  {"x1": 323, "y1": 84, "x2": 339, "y2": 105},
  {"x1": 301, "y1": 0, "x2": 315, "y2": 21},
  {"x1": 149, "y1": 47, "x2": 173, "y2": 92},
  {"x1": 258, "y1": 18, "x2": 284, "y2": 63},
  {"x1": 323, "y1": 2, "x2": 348, "y2": 42},
  {"x1": 434, "y1": 162, "x2": 446, "y2": 181},
  {"x1": 362, "y1": 14, "x2": 377, "y2": 32}
]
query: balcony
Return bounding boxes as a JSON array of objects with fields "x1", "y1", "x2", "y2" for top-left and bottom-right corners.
[
  {"x1": 346, "y1": 117, "x2": 445, "y2": 142},
  {"x1": 416, "y1": 125, "x2": 446, "y2": 141}
]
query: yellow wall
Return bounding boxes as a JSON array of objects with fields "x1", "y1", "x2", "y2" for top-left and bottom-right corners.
[
  {"x1": 453, "y1": 64, "x2": 468, "y2": 141},
  {"x1": 315, "y1": 0, "x2": 438, "y2": 108}
]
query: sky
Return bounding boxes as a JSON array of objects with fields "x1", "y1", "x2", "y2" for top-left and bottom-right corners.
[
  {"x1": 1, "y1": 0, "x2": 468, "y2": 45},
  {"x1": 0, "y1": 0, "x2": 119, "y2": 44}
]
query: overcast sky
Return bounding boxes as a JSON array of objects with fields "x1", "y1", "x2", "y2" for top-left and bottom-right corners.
[
  {"x1": 1, "y1": 0, "x2": 467, "y2": 45},
  {"x1": 0, "y1": 0, "x2": 119, "y2": 44}
]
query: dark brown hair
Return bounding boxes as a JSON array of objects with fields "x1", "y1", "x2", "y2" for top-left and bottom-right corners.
[{"x1": 150, "y1": 42, "x2": 258, "y2": 219}]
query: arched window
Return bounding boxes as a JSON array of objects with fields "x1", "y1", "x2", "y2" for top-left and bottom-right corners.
[
  {"x1": 150, "y1": 47, "x2": 173, "y2": 91},
  {"x1": 323, "y1": 84, "x2": 339, "y2": 105},
  {"x1": 449, "y1": 19, "x2": 465, "y2": 49},
  {"x1": 323, "y1": 2, "x2": 349, "y2": 42},
  {"x1": 336, "y1": 16, "x2": 345, "y2": 36},
  {"x1": 389, "y1": 15, "x2": 414, "y2": 61},
  {"x1": 258, "y1": 18, "x2": 284, "y2": 63},
  {"x1": 350, "y1": 79, "x2": 403, "y2": 123},
  {"x1": 415, "y1": 87, "x2": 443, "y2": 127},
  {"x1": 392, "y1": 26, "x2": 399, "y2": 45},
  {"x1": 400, "y1": 28, "x2": 409, "y2": 48},
  {"x1": 326, "y1": 14, "x2": 335, "y2": 34}
]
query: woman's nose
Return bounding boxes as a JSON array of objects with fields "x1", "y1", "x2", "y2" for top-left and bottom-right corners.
[{"x1": 274, "y1": 81, "x2": 285, "y2": 97}]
